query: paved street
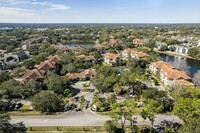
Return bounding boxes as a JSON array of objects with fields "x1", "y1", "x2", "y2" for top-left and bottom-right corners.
[
  {"x1": 11, "y1": 81, "x2": 183, "y2": 127},
  {"x1": 11, "y1": 109, "x2": 183, "y2": 127}
]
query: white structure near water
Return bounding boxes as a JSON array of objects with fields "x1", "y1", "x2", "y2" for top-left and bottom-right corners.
[{"x1": 168, "y1": 45, "x2": 189, "y2": 55}]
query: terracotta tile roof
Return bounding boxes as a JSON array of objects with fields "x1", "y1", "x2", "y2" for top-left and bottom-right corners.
[
  {"x1": 122, "y1": 48, "x2": 135, "y2": 54},
  {"x1": 65, "y1": 69, "x2": 96, "y2": 79},
  {"x1": 109, "y1": 35, "x2": 117, "y2": 46},
  {"x1": 22, "y1": 69, "x2": 43, "y2": 81},
  {"x1": 37, "y1": 60, "x2": 54, "y2": 75},
  {"x1": 94, "y1": 44, "x2": 106, "y2": 50},
  {"x1": 109, "y1": 35, "x2": 115, "y2": 39},
  {"x1": 133, "y1": 52, "x2": 149, "y2": 58},
  {"x1": 122, "y1": 48, "x2": 149, "y2": 58},
  {"x1": 175, "y1": 79, "x2": 195, "y2": 86},
  {"x1": 161, "y1": 68, "x2": 191, "y2": 80},
  {"x1": 47, "y1": 55, "x2": 62, "y2": 65},
  {"x1": 151, "y1": 61, "x2": 193, "y2": 86},
  {"x1": 76, "y1": 54, "x2": 96, "y2": 61},
  {"x1": 104, "y1": 53, "x2": 120, "y2": 60},
  {"x1": 133, "y1": 39, "x2": 144, "y2": 45},
  {"x1": 151, "y1": 61, "x2": 173, "y2": 69}
]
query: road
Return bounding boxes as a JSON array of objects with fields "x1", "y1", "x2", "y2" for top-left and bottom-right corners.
[
  {"x1": 11, "y1": 108, "x2": 183, "y2": 127},
  {"x1": 11, "y1": 81, "x2": 183, "y2": 127}
]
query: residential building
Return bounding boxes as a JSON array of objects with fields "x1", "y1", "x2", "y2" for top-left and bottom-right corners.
[
  {"x1": 103, "y1": 53, "x2": 122, "y2": 66},
  {"x1": 168, "y1": 45, "x2": 189, "y2": 55},
  {"x1": 155, "y1": 41, "x2": 168, "y2": 50},
  {"x1": 109, "y1": 35, "x2": 118, "y2": 47},
  {"x1": 76, "y1": 54, "x2": 96, "y2": 63},
  {"x1": 65, "y1": 69, "x2": 96, "y2": 80},
  {"x1": 36, "y1": 61, "x2": 54, "y2": 75},
  {"x1": 149, "y1": 61, "x2": 172, "y2": 75},
  {"x1": 133, "y1": 39, "x2": 145, "y2": 46},
  {"x1": 21, "y1": 69, "x2": 44, "y2": 81},
  {"x1": 20, "y1": 55, "x2": 62, "y2": 81},
  {"x1": 22, "y1": 39, "x2": 39, "y2": 50},
  {"x1": 0, "y1": 54, "x2": 19, "y2": 65},
  {"x1": 149, "y1": 61, "x2": 194, "y2": 86},
  {"x1": 94, "y1": 44, "x2": 106, "y2": 54},
  {"x1": 121, "y1": 48, "x2": 149, "y2": 59}
]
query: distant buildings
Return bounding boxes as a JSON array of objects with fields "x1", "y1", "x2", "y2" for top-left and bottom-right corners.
[
  {"x1": 155, "y1": 41, "x2": 168, "y2": 50},
  {"x1": 22, "y1": 39, "x2": 39, "y2": 50},
  {"x1": 133, "y1": 39, "x2": 145, "y2": 47},
  {"x1": 109, "y1": 35, "x2": 118, "y2": 47},
  {"x1": 121, "y1": 48, "x2": 149, "y2": 59},
  {"x1": 168, "y1": 45, "x2": 189, "y2": 55}
]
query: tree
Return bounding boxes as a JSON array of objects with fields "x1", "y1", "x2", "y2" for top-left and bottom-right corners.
[
  {"x1": 109, "y1": 99, "x2": 137, "y2": 133},
  {"x1": 92, "y1": 66, "x2": 119, "y2": 93},
  {"x1": 23, "y1": 59, "x2": 35, "y2": 69},
  {"x1": 141, "y1": 109, "x2": 148, "y2": 122},
  {"x1": 104, "y1": 120, "x2": 117, "y2": 133},
  {"x1": 148, "y1": 113, "x2": 155, "y2": 133},
  {"x1": 31, "y1": 91, "x2": 63, "y2": 114},
  {"x1": 0, "y1": 72, "x2": 10, "y2": 84},
  {"x1": 0, "y1": 113, "x2": 26, "y2": 133},
  {"x1": 0, "y1": 79, "x2": 21, "y2": 98},
  {"x1": 173, "y1": 97, "x2": 200, "y2": 122},
  {"x1": 159, "y1": 45, "x2": 168, "y2": 51},
  {"x1": 146, "y1": 99, "x2": 164, "y2": 113},
  {"x1": 44, "y1": 72, "x2": 70, "y2": 95},
  {"x1": 192, "y1": 70, "x2": 200, "y2": 87},
  {"x1": 20, "y1": 80, "x2": 40, "y2": 98},
  {"x1": 178, "y1": 118, "x2": 200, "y2": 133},
  {"x1": 60, "y1": 63, "x2": 78, "y2": 75}
]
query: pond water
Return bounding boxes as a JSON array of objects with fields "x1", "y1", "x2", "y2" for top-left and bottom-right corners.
[
  {"x1": 160, "y1": 53, "x2": 200, "y2": 77},
  {"x1": 65, "y1": 43, "x2": 95, "y2": 48}
]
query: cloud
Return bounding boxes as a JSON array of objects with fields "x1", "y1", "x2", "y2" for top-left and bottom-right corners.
[
  {"x1": 0, "y1": 0, "x2": 30, "y2": 5},
  {"x1": 0, "y1": 7, "x2": 36, "y2": 17},
  {"x1": 31, "y1": 1, "x2": 71, "y2": 11},
  {"x1": 46, "y1": 4, "x2": 71, "y2": 11},
  {"x1": 0, "y1": 0, "x2": 71, "y2": 11}
]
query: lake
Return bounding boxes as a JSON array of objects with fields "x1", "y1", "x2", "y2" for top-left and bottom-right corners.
[
  {"x1": 160, "y1": 53, "x2": 200, "y2": 77},
  {"x1": 65, "y1": 43, "x2": 95, "y2": 48}
]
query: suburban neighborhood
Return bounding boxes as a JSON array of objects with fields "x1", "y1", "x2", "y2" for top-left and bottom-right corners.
[{"x1": 0, "y1": 0, "x2": 200, "y2": 133}]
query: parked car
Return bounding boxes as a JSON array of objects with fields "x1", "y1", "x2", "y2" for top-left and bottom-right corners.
[{"x1": 15, "y1": 103, "x2": 23, "y2": 110}]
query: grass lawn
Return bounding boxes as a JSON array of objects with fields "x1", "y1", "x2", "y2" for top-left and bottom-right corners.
[
  {"x1": 102, "y1": 62, "x2": 110, "y2": 66},
  {"x1": 6, "y1": 111, "x2": 63, "y2": 116}
]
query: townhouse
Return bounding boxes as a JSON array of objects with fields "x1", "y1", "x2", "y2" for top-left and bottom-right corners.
[
  {"x1": 149, "y1": 61, "x2": 194, "y2": 86},
  {"x1": 76, "y1": 54, "x2": 96, "y2": 63},
  {"x1": 103, "y1": 53, "x2": 123, "y2": 66},
  {"x1": 65, "y1": 69, "x2": 96, "y2": 80},
  {"x1": 20, "y1": 55, "x2": 62, "y2": 82},
  {"x1": 94, "y1": 44, "x2": 107, "y2": 54},
  {"x1": 121, "y1": 48, "x2": 149, "y2": 59},
  {"x1": 133, "y1": 38, "x2": 145, "y2": 47}
]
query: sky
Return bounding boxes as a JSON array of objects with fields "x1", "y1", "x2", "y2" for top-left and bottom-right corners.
[{"x1": 0, "y1": 0, "x2": 200, "y2": 23}]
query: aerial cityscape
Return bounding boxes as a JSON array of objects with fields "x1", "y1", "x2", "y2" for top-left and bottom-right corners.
[{"x1": 0, "y1": 0, "x2": 200, "y2": 133}]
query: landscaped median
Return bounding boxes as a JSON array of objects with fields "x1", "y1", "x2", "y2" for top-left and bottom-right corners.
[{"x1": 26, "y1": 126, "x2": 150, "y2": 133}]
